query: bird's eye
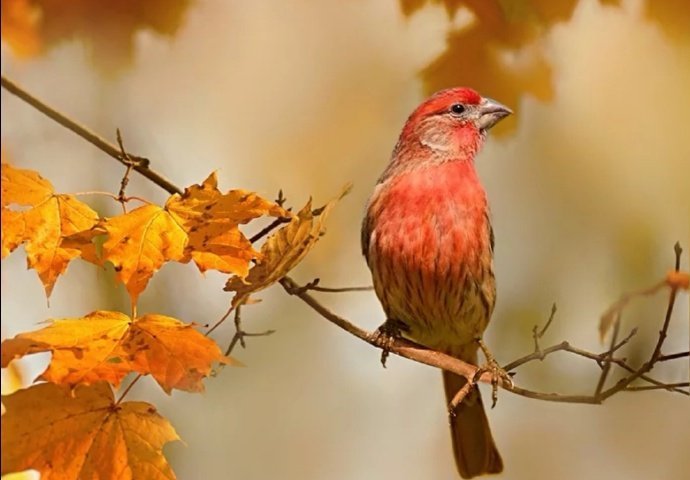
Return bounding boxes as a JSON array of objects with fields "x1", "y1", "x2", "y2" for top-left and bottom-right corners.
[{"x1": 450, "y1": 103, "x2": 466, "y2": 115}]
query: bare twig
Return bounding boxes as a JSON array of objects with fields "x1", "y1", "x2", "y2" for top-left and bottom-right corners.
[
  {"x1": 659, "y1": 352, "x2": 689, "y2": 362},
  {"x1": 625, "y1": 383, "x2": 689, "y2": 392},
  {"x1": 224, "y1": 305, "x2": 276, "y2": 357},
  {"x1": 532, "y1": 303, "x2": 557, "y2": 359},
  {"x1": 246, "y1": 190, "x2": 292, "y2": 244},
  {"x1": 115, "y1": 129, "x2": 150, "y2": 210},
  {"x1": 249, "y1": 216, "x2": 292, "y2": 243},
  {"x1": 1, "y1": 75, "x2": 181, "y2": 195},
  {"x1": 116, "y1": 374, "x2": 143, "y2": 404},
  {"x1": 206, "y1": 304, "x2": 235, "y2": 336},
  {"x1": 595, "y1": 312, "x2": 621, "y2": 397},
  {"x1": 288, "y1": 277, "x2": 374, "y2": 293}
]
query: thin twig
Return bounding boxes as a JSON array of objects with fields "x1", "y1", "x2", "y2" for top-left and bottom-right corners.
[
  {"x1": 115, "y1": 129, "x2": 149, "y2": 211},
  {"x1": 249, "y1": 216, "x2": 292, "y2": 243},
  {"x1": 658, "y1": 352, "x2": 689, "y2": 362},
  {"x1": 310, "y1": 285, "x2": 375, "y2": 293},
  {"x1": 206, "y1": 304, "x2": 235, "y2": 336},
  {"x1": 595, "y1": 312, "x2": 621, "y2": 396},
  {"x1": 625, "y1": 383, "x2": 689, "y2": 392},
  {"x1": 224, "y1": 305, "x2": 276, "y2": 357},
  {"x1": 1, "y1": 75, "x2": 181, "y2": 195},
  {"x1": 291, "y1": 278, "x2": 374, "y2": 293},
  {"x1": 532, "y1": 303, "x2": 557, "y2": 359},
  {"x1": 116, "y1": 374, "x2": 143, "y2": 404}
]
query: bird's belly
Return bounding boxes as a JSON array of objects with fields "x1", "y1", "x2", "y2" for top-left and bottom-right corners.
[{"x1": 368, "y1": 209, "x2": 492, "y2": 353}]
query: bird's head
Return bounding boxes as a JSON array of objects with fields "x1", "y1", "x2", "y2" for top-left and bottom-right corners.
[{"x1": 398, "y1": 87, "x2": 512, "y2": 160}]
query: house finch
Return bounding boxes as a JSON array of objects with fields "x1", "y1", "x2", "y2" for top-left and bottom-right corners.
[{"x1": 361, "y1": 87, "x2": 511, "y2": 478}]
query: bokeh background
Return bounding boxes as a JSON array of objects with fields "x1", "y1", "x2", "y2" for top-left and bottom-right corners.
[{"x1": 1, "y1": 0, "x2": 689, "y2": 478}]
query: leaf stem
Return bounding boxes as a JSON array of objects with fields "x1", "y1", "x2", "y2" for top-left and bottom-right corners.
[{"x1": 116, "y1": 374, "x2": 143, "y2": 404}]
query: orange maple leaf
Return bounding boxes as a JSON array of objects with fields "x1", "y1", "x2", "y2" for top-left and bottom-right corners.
[
  {"x1": 1, "y1": 310, "x2": 233, "y2": 393},
  {"x1": 167, "y1": 172, "x2": 289, "y2": 273},
  {"x1": 1, "y1": 382, "x2": 179, "y2": 479},
  {"x1": 95, "y1": 172, "x2": 288, "y2": 303},
  {"x1": 1, "y1": 163, "x2": 99, "y2": 296},
  {"x1": 98, "y1": 203, "x2": 188, "y2": 303},
  {"x1": 224, "y1": 185, "x2": 350, "y2": 307}
]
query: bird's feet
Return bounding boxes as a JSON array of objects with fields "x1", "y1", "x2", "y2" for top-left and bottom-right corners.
[
  {"x1": 370, "y1": 318, "x2": 408, "y2": 368},
  {"x1": 473, "y1": 337, "x2": 514, "y2": 408}
]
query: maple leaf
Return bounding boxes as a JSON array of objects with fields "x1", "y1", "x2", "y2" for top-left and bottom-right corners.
[
  {"x1": 167, "y1": 171, "x2": 289, "y2": 275},
  {"x1": 224, "y1": 185, "x2": 351, "y2": 307},
  {"x1": 98, "y1": 203, "x2": 187, "y2": 303},
  {"x1": 1, "y1": 382, "x2": 179, "y2": 479},
  {"x1": 1, "y1": 163, "x2": 99, "y2": 296},
  {"x1": 1, "y1": 310, "x2": 233, "y2": 393},
  {"x1": 95, "y1": 172, "x2": 288, "y2": 303},
  {"x1": 1, "y1": 161, "x2": 53, "y2": 208}
]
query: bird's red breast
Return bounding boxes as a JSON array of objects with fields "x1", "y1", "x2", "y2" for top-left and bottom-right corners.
[{"x1": 363, "y1": 159, "x2": 494, "y2": 355}]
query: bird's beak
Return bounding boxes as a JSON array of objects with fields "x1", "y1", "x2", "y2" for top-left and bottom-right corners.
[{"x1": 476, "y1": 98, "x2": 512, "y2": 131}]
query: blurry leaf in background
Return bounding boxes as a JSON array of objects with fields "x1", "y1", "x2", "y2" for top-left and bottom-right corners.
[
  {"x1": 0, "y1": 0, "x2": 41, "y2": 57},
  {"x1": 401, "y1": 0, "x2": 690, "y2": 133},
  {"x1": 0, "y1": 310, "x2": 232, "y2": 393},
  {"x1": 0, "y1": 0, "x2": 192, "y2": 73},
  {"x1": 644, "y1": 0, "x2": 690, "y2": 41},
  {"x1": 1, "y1": 382, "x2": 179, "y2": 479},
  {"x1": 401, "y1": 0, "x2": 580, "y2": 133},
  {"x1": 1, "y1": 163, "x2": 99, "y2": 297}
]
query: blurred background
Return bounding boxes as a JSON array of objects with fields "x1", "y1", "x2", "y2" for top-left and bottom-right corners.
[{"x1": 1, "y1": 0, "x2": 689, "y2": 478}]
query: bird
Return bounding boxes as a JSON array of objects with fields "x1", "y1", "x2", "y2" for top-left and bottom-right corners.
[{"x1": 361, "y1": 87, "x2": 511, "y2": 478}]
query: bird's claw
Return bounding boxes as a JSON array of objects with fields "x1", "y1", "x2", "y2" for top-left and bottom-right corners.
[
  {"x1": 474, "y1": 337, "x2": 514, "y2": 408},
  {"x1": 370, "y1": 319, "x2": 408, "y2": 368}
]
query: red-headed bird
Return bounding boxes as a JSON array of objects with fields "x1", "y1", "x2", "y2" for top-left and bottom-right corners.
[{"x1": 361, "y1": 87, "x2": 511, "y2": 478}]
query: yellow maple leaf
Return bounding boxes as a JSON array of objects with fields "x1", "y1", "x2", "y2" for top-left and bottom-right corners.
[
  {"x1": 99, "y1": 204, "x2": 187, "y2": 303},
  {"x1": 1, "y1": 161, "x2": 53, "y2": 208},
  {"x1": 96, "y1": 172, "x2": 288, "y2": 303},
  {"x1": 167, "y1": 171, "x2": 289, "y2": 275},
  {"x1": 1, "y1": 163, "x2": 99, "y2": 296},
  {"x1": 1, "y1": 382, "x2": 179, "y2": 479},
  {"x1": 1, "y1": 310, "x2": 233, "y2": 393},
  {"x1": 224, "y1": 185, "x2": 350, "y2": 307}
]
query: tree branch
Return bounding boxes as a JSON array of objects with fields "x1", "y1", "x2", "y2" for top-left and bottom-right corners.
[
  {"x1": 280, "y1": 254, "x2": 690, "y2": 405},
  {"x1": 1, "y1": 75, "x2": 181, "y2": 195}
]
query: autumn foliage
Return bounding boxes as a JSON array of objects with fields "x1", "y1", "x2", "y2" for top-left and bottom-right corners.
[
  {"x1": 3, "y1": 1, "x2": 689, "y2": 478},
  {"x1": 1, "y1": 161, "x2": 345, "y2": 478}
]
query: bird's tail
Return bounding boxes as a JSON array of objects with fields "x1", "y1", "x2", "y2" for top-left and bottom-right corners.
[{"x1": 443, "y1": 352, "x2": 503, "y2": 479}]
